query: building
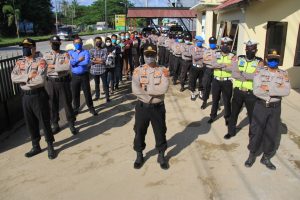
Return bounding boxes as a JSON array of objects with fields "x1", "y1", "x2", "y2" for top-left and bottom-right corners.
[{"x1": 214, "y1": 0, "x2": 300, "y2": 88}]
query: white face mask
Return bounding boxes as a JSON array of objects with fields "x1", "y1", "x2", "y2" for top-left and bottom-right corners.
[
  {"x1": 144, "y1": 56, "x2": 156, "y2": 64},
  {"x1": 106, "y1": 42, "x2": 111, "y2": 46}
]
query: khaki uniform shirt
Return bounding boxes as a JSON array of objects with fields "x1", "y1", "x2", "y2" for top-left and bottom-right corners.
[
  {"x1": 157, "y1": 36, "x2": 166, "y2": 47},
  {"x1": 132, "y1": 64, "x2": 170, "y2": 104},
  {"x1": 191, "y1": 46, "x2": 205, "y2": 66},
  {"x1": 253, "y1": 68, "x2": 291, "y2": 102},
  {"x1": 164, "y1": 38, "x2": 170, "y2": 49},
  {"x1": 11, "y1": 56, "x2": 47, "y2": 90},
  {"x1": 168, "y1": 39, "x2": 175, "y2": 52},
  {"x1": 148, "y1": 34, "x2": 159, "y2": 45},
  {"x1": 172, "y1": 42, "x2": 183, "y2": 57},
  {"x1": 180, "y1": 43, "x2": 193, "y2": 61},
  {"x1": 203, "y1": 48, "x2": 219, "y2": 69},
  {"x1": 43, "y1": 50, "x2": 70, "y2": 77}
]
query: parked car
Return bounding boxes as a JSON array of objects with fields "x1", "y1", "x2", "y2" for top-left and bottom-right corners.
[{"x1": 57, "y1": 27, "x2": 78, "y2": 41}]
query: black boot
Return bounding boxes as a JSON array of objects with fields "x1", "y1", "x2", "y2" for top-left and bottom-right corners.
[
  {"x1": 180, "y1": 86, "x2": 184, "y2": 92},
  {"x1": 89, "y1": 108, "x2": 98, "y2": 116},
  {"x1": 52, "y1": 122, "x2": 60, "y2": 135},
  {"x1": 244, "y1": 153, "x2": 256, "y2": 168},
  {"x1": 134, "y1": 152, "x2": 144, "y2": 169},
  {"x1": 260, "y1": 155, "x2": 276, "y2": 170},
  {"x1": 47, "y1": 142, "x2": 57, "y2": 160},
  {"x1": 201, "y1": 101, "x2": 207, "y2": 110},
  {"x1": 207, "y1": 117, "x2": 215, "y2": 124},
  {"x1": 25, "y1": 144, "x2": 42, "y2": 158},
  {"x1": 157, "y1": 151, "x2": 169, "y2": 170},
  {"x1": 224, "y1": 133, "x2": 235, "y2": 140},
  {"x1": 225, "y1": 119, "x2": 229, "y2": 126},
  {"x1": 69, "y1": 121, "x2": 77, "y2": 135}
]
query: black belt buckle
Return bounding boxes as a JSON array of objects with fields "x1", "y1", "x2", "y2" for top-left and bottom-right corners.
[{"x1": 265, "y1": 101, "x2": 270, "y2": 108}]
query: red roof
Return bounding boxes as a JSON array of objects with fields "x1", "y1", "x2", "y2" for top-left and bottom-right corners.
[
  {"x1": 127, "y1": 8, "x2": 197, "y2": 18},
  {"x1": 214, "y1": 0, "x2": 244, "y2": 10}
]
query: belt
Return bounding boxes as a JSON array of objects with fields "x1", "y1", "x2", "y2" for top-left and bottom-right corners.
[
  {"x1": 47, "y1": 75, "x2": 70, "y2": 82},
  {"x1": 175, "y1": 54, "x2": 181, "y2": 57},
  {"x1": 138, "y1": 100, "x2": 164, "y2": 108},
  {"x1": 257, "y1": 99, "x2": 281, "y2": 108},
  {"x1": 22, "y1": 87, "x2": 44, "y2": 95},
  {"x1": 214, "y1": 77, "x2": 231, "y2": 81},
  {"x1": 235, "y1": 87, "x2": 252, "y2": 92},
  {"x1": 193, "y1": 64, "x2": 203, "y2": 68}
]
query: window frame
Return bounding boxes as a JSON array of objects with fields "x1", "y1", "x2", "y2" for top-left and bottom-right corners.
[{"x1": 294, "y1": 24, "x2": 300, "y2": 66}]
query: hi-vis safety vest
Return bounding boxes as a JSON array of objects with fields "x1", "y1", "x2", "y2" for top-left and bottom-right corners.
[
  {"x1": 214, "y1": 55, "x2": 232, "y2": 78},
  {"x1": 233, "y1": 57, "x2": 259, "y2": 90}
]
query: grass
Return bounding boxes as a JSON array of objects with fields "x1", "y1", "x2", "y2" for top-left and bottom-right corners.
[{"x1": 0, "y1": 30, "x2": 118, "y2": 47}]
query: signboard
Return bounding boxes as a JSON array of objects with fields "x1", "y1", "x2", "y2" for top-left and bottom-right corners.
[{"x1": 115, "y1": 15, "x2": 126, "y2": 31}]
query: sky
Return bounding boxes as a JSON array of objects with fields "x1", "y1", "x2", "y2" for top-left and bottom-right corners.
[{"x1": 76, "y1": 0, "x2": 169, "y2": 7}]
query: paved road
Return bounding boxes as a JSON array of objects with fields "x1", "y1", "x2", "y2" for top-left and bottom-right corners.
[
  {"x1": 0, "y1": 33, "x2": 113, "y2": 59},
  {"x1": 0, "y1": 80, "x2": 300, "y2": 200}
]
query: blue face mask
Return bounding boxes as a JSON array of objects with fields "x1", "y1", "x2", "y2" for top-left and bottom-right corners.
[
  {"x1": 125, "y1": 35, "x2": 129, "y2": 39},
  {"x1": 209, "y1": 43, "x2": 216, "y2": 49},
  {"x1": 74, "y1": 43, "x2": 82, "y2": 50},
  {"x1": 267, "y1": 59, "x2": 279, "y2": 68},
  {"x1": 112, "y1": 39, "x2": 116, "y2": 44},
  {"x1": 175, "y1": 39, "x2": 179, "y2": 42},
  {"x1": 196, "y1": 42, "x2": 203, "y2": 47},
  {"x1": 121, "y1": 36, "x2": 125, "y2": 40},
  {"x1": 178, "y1": 39, "x2": 183, "y2": 43}
]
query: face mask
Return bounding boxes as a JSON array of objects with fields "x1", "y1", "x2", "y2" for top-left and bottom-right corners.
[
  {"x1": 178, "y1": 39, "x2": 183, "y2": 43},
  {"x1": 221, "y1": 45, "x2": 230, "y2": 53},
  {"x1": 125, "y1": 35, "x2": 129, "y2": 39},
  {"x1": 246, "y1": 50, "x2": 256, "y2": 60},
  {"x1": 135, "y1": 35, "x2": 138, "y2": 38},
  {"x1": 111, "y1": 39, "x2": 117, "y2": 44},
  {"x1": 185, "y1": 40, "x2": 190, "y2": 44},
  {"x1": 95, "y1": 42, "x2": 102, "y2": 48},
  {"x1": 175, "y1": 39, "x2": 179, "y2": 42},
  {"x1": 51, "y1": 43, "x2": 60, "y2": 51},
  {"x1": 23, "y1": 47, "x2": 32, "y2": 57},
  {"x1": 121, "y1": 36, "x2": 125, "y2": 40},
  {"x1": 164, "y1": 34, "x2": 168, "y2": 37},
  {"x1": 196, "y1": 42, "x2": 203, "y2": 47},
  {"x1": 267, "y1": 59, "x2": 279, "y2": 68},
  {"x1": 116, "y1": 39, "x2": 120, "y2": 44},
  {"x1": 74, "y1": 43, "x2": 82, "y2": 50},
  {"x1": 209, "y1": 43, "x2": 216, "y2": 49},
  {"x1": 106, "y1": 42, "x2": 112, "y2": 46},
  {"x1": 144, "y1": 56, "x2": 156, "y2": 65}
]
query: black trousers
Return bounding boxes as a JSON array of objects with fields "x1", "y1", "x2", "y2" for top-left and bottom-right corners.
[
  {"x1": 164, "y1": 49, "x2": 170, "y2": 67},
  {"x1": 202, "y1": 67, "x2": 214, "y2": 102},
  {"x1": 248, "y1": 100, "x2": 281, "y2": 158},
  {"x1": 179, "y1": 59, "x2": 192, "y2": 87},
  {"x1": 93, "y1": 72, "x2": 109, "y2": 100},
  {"x1": 106, "y1": 68, "x2": 115, "y2": 92},
  {"x1": 22, "y1": 89, "x2": 54, "y2": 146},
  {"x1": 133, "y1": 101, "x2": 167, "y2": 152},
  {"x1": 189, "y1": 65, "x2": 205, "y2": 92},
  {"x1": 210, "y1": 78, "x2": 232, "y2": 120},
  {"x1": 227, "y1": 88, "x2": 257, "y2": 136},
  {"x1": 45, "y1": 77, "x2": 75, "y2": 124},
  {"x1": 158, "y1": 46, "x2": 166, "y2": 65},
  {"x1": 169, "y1": 53, "x2": 174, "y2": 75},
  {"x1": 71, "y1": 73, "x2": 94, "y2": 112},
  {"x1": 172, "y1": 56, "x2": 182, "y2": 83}
]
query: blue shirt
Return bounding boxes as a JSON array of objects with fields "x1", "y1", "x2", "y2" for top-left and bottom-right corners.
[{"x1": 68, "y1": 49, "x2": 90, "y2": 75}]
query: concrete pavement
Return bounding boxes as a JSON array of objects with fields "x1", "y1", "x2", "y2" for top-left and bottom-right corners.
[{"x1": 0, "y1": 80, "x2": 300, "y2": 200}]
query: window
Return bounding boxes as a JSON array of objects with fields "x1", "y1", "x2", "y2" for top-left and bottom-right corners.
[
  {"x1": 216, "y1": 20, "x2": 239, "y2": 53},
  {"x1": 294, "y1": 24, "x2": 300, "y2": 66},
  {"x1": 265, "y1": 21, "x2": 288, "y2": 66}
]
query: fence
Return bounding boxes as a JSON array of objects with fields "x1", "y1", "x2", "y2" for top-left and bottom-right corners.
[{"x1": 0, "y1": 56, "x2": 23, "y2": 134}]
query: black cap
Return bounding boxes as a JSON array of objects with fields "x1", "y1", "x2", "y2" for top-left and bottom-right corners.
[
  {"x1": 144, "y1": 44, "x2": 157, "y2": 56},
  {"x1": 184, "y1": 34, "x2": 191, "y2": 40},
  {"x1": 20, "y1": 38, "x2": 36, "y2": 47},
  {"x1": 267, "y1": 49, "x2": 280, "y2": 59},
  {"x1": 177, "y1": 34, "x2": 183, "y2": 39},
  {"x1": 50, "y1": 35, "x2": 61, "y2": 43},
  {"x1": 209, "y1": 36, "x2": 217, "y2": 44}
]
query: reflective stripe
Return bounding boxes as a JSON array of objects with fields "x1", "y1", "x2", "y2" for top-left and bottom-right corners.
[
  {"x1": 233, "y1": 58, "x2": 258, "y2": 90},
  {"x1": 214, "y1": 56, "x2": 232, "y2": 78}
]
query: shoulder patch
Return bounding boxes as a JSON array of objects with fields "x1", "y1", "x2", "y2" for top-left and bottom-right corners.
[
  {"x1": 38, "y1": 59, "x2": 47, "y2": 69},
  {"x1": 162, "y1": 67, "x2": 170, "y2": 77}
]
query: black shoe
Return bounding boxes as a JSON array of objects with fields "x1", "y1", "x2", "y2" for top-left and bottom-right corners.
[
  {"x1": 134, "y1": 152, "x2": 144, "y2": 169},
  {"x1": 260, "y1": 156, "x2": 276, "y2": 170},
  {"x1": 224, "y1": 133, "x2": 234, "y2": 140},
  {"x1": 51, "y1": 123, "x2": 60, "y2": 134},
  {"x1": 74, "y1": 110, "x2": 79, "y2": 116},
  {"x1": 115, "y1": 84, "x2": 119, "y2": 90},
  {"x1": 225, "y1": 119, "x2": 229, "y2": 126},
  {"x1": 172, "y1": 79, "x2": 176, "y2": 85},
  {"x1": 201, "y1": 101, "x2": 207, "y2": 110},
  {"x1": 69, "y1": 122, "x2": 77, "y2": 135},
  {"x1": 106, "y1": 98, "x2": 111, "y2": 103},
  {"x1": 93, "y1": 97, "x2": 99, "y2": 101},
  {"x1": 244, "y1": 153, "x2": 256, "y2": 168},
  {"x1": 25, "y1": 145, "x2": 42, "y2": 158},
  {"x1": 89, "y1": 108, "x2": 98, "y2": 116},
  {"x1": 207, "y1": 117, "x2": 215, "y2": 124},
  {"x1": 180, "y1": 87, "x2": 184, "y2": 92},
  {"x1": 47, "y1": 142, "x2": 57, "y2": 160},
  {"x1": 157, "y1": 151, "x2": 169, "y2": 170}
]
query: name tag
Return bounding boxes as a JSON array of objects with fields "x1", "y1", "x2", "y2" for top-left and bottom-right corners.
[{"x1": 140, "y1": 75, "x2": 149, "y2": 84}]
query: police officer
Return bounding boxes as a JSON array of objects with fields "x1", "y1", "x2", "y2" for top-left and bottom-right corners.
[
  {"x1": 69, "y1": 37, "x2": 97, "y2": 116},
  {"x1": 172, "y1": 33, "x2": 184, "y2": 85},
  {"x1": 190, "y1": 36, "x2": 205, "y2": 100},
  {"x1": 208, "y1": 37, "x2": 235, "y2": 125},
  {"x1": 148, "y1": 29, "x2": 159, "y2": 45},
  {"x1": 168, "y1": 32, "x2": 176, "y2": 76},
  {"x1": 245, "y1": 49, "x2": 290, "y2": 170},
  {"x1": 179, "y1": 34, "x2": 193, "y2": 92},
  {"x1": 201, "y1": 36, "x2": 218, "y2": 109},
  {"x1": 164, "y1": 32, "x2": 172, "y2": 67},
  {"x1": 44, "y1": 36, "x2": 77, "y2": 135},
  {"x1": 132, "y1": 44, "x2": 170, "y2": 170},
  {"x1": 11, "y1": 38, "x2": 56, "y2": 159},
  {"x1": 224, "y1": 40, "x2": 264, "y2": 139},
  {"x1": 157, "y1": 30, "x2": 167, "y2": 65}
]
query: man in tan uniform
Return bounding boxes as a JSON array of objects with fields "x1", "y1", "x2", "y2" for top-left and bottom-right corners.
[
  {"x1": 11, "y1": 38, "x2": 56, "y2": 159},
  {"x1": 44, "y1": 36, "x2": 77, "y2": 135},
  {"x1": 132, "y1": 44, "x2": 170, "y2": 170}
]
